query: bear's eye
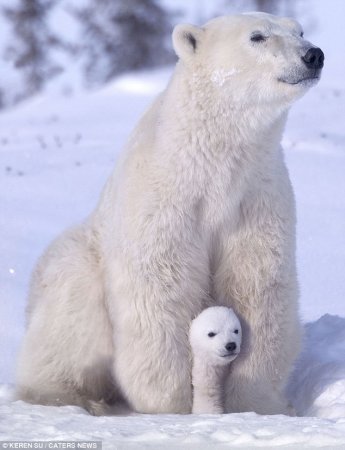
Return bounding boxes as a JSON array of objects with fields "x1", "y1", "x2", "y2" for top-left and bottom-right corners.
[
  {"x1": 300, "y1": 31, "x2": 304, "y2": 38},
  {"x1": 250, "y1": 33, "x2": 267, "y2": 43},
  {"x1": 234, "y1": 329, "x2": 239, "y2": 334},
  {"x1": 208, "y1": 332, "x2": 216, "y2": 338}
]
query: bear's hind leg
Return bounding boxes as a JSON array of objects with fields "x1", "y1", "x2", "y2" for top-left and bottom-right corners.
[{"x1": 16, "y1": 226, "x2": 118, "y2": 415}]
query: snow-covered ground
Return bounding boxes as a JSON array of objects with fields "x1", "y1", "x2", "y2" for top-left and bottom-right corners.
[{"x1": 1, "y1": 3, "x2": 345, "y2": 448}]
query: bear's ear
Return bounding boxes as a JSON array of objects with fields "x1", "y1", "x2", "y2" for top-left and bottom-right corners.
[{"x1": 172, "y1": 24, "x2": 204, "y2": 61}]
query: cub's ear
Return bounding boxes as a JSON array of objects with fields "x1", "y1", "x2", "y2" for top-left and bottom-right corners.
[{"x1": 172, "y1": 24, "x2": 204, "y2": 60}]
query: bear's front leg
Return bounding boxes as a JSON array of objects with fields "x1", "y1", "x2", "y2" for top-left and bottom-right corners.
[
  {"x1": 106, "y1": 211, "x2": 210, "y2": 414},
  {"x1": 213, "y1": 169, "x2": 302, "y2": 415}
]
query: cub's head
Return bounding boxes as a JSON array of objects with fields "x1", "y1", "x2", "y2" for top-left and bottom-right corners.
[
  {"x1": 189, "y1": 306, "x2": 242, "y2": 367},
  {"x1": 173, "y1": 13, "x2": 324, "y2": 107}
]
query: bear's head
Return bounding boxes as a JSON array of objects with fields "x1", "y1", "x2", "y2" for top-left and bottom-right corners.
[
  {"x1": 189, "y1": 306, "x2": 242, "y2": 367},
  {"x1": 173, "y1": 13, "x2": 324, "y2": 107}
]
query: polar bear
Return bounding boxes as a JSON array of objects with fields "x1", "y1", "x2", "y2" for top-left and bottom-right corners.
[
  {"x1": 16, "y1": 12, "x2": 324, "y2": 415},
  {"x1": 190, "y1": 307, "x2": 242, "y2": 414}
]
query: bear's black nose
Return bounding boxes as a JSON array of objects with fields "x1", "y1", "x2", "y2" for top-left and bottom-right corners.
[
  {"x1": 225, "y1": 342, "x2": 236, "y2": 352},
  {"x1": 301, "y1": 48, "x2": 324, "y2": 69}
]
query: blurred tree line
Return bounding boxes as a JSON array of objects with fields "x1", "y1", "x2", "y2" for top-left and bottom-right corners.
[{"x1": 0, "y1": 0, "x2": 302, "y2": 107}]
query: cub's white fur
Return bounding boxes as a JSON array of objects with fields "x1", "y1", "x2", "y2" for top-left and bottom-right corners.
[
  {"x1": 190, "y1": 307, "x2": 241, "y2": 414},
  {"x1": 17, "y1": 12, "x2": 323, "y2": 415}
]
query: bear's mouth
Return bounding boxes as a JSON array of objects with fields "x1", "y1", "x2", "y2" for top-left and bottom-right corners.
[
  {"x1": 278, "y1": 76, "x2": 320, "y2": 85},
  {"x1": 220, "y1": 351, "x2": 239, "y2": 358},
  {"x1": 278, "y1": 68, "x2": 322, "y2": 86}
]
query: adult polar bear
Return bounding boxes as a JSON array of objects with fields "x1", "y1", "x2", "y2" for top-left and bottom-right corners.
[{"x1": 17, "y1": 13, "x2": 324, "y2": 415}]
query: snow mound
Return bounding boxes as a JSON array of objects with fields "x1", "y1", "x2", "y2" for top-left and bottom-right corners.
[{"x1": 288, "y1": 315, "x2": 345, "y2": 419}]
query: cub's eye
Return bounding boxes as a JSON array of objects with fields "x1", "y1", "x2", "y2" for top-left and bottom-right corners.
[
  {"x1": 250, "y1": 33, "x2": 267, "y2": 43},
  {"x1": 234, "y1": 329, "x2": 239, "y2": 334},
  {"x1": 300, "y1": 31, "x2": 304, "y2": 38},
  {"x1": 208, "y1": 332, "x2": 216, "y2": 338}
]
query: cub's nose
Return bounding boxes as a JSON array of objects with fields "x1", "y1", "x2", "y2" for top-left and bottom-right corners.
[
  {"x1": 302, "y1": 48, "x2": 324, "y2": 69},
  {"x1": 225, "y1": 342, "x2": 237, "y2": 352}
]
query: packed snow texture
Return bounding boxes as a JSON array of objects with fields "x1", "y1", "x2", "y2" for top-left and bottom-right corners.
[{"x1": 1, "y1": 1, "x2": 345, "y2": 448}]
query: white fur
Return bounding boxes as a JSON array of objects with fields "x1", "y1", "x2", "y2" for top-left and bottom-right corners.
[
  {"x1": 17, "y1": 12, "x2": 322, "y2": 415},
  {"x1": 190, "y1": 307, "x2": 241, "y2": 414}
]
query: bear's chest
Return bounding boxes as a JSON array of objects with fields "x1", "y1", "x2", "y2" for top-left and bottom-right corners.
[{"x1": 194, "y1": 176, "x2": 243, "y2": 237}]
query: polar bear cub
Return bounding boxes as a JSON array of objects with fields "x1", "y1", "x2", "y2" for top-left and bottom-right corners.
[{"x1": 190, "y1": 307, "x2": 242, "y2": 414}]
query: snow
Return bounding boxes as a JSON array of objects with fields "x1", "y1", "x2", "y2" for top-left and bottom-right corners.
[
  {"x1": 288, "y1": 315, "x2": 345, "y2": 420},
  {"x1": 210, "y1": 69, "x2": 241, "y2": 86},
  {"x1": 1, "y1": 1, "x2": 345, "y2": 447}
]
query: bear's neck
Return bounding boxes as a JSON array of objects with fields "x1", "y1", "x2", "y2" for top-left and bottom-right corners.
[
  {"x1": 191, "y1": 354, "x2": 228, "y2": 414},
  {"x1": 158, "y1": 64, "x2": 288, "y2": 178}
]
